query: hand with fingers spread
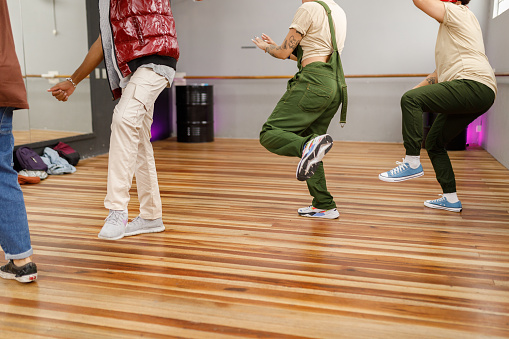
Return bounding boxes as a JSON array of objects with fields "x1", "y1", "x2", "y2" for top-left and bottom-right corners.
[
  {"x1": 261, "y1": 33, "x2": 276, "y2": 46},
  {"x1": 251, "y1": 35, "x2": 269, "y2": 52},
  {"x1": 252, "y1": 29, "x2": 302, "y2": 59}
]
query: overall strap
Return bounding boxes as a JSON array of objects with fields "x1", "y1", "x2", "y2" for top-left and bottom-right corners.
[{"x1": 315, "y1": 1, "x2": 348, "y2": 126}]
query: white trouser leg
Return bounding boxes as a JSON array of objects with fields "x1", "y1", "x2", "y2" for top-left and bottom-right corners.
[
  {"x1": 135, "y1": 104, "x2": 162, "y2": 220},
  {"x1": 104, "y1": 67, "x2": 168, "y2": 213}
]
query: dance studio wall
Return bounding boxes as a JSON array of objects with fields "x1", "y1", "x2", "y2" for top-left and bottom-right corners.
[
  {"x1": 171, "y1": 0, "x2": 492, "y2": 144},
  {"x1": 483, "y1": 8, "x2": 509, "y2": 169}
]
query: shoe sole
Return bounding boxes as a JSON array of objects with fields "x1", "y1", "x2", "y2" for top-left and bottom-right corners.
[
  {"x1": 378, "y1": 171, "x2": 424, "y2": 182},
  {"x1": 98, "y1": 233, "x2": 125, "y2": 241},
  {"x1": 296, "y1": 135, "x2": 333, "y2": 181},
  {"x1": 0, "y1": 271, "x2": 38, "y2": 283},
  {"x1": 298, "y1": 212, "x2": 339, "y2": 219},
  {"x1": 424, "y1": 201, "x2": 462, "y2": 212},
  {"x1": 297, "y1": 209, "x2": 325, "y2": 214},
  {"x1": 124, "y1": 226, "x2": 165, "y2": 237}
]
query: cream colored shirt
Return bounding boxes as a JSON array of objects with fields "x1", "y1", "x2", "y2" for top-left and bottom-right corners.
[
  {"x1": 436, "y1": 3, "x2": 497, "y2": 95},
  {"x1": 289, "y1": 0, "x2": 347, "y2": 61}
]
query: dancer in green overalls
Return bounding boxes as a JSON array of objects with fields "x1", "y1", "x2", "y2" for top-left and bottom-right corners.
[{"x1": 252, "y1": 0, "x2": 347, "y2": 219}]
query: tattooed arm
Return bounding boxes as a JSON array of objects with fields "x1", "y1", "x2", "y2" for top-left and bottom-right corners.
[
  {"x1": 252, "y1": 29, "x2": 302, "y2": 60},
  {"x1": 413, "y1": 70, "x2": 438, "y2": 89}
]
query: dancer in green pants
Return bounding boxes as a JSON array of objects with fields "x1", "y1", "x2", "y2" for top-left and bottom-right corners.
[
  {"x1": 379, "y1": 0, "x2": 497, "y2": 212},
  {"x1": 252, "y1": 0, "x2": 347, "y2": 219}
]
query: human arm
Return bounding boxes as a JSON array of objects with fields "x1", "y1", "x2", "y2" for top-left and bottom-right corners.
[
  {"x1": 413, "y1": 0, "x2": 447, "y2": 23},
  {"x1": 252, "y1": 29, "x2": 302, "y2": 60},
  {"x1": 48, "y1": 35, "x2": 104, "y2": 102},
  {"x1": 413, "y1": 70, "x2": 438, "y2": 89}
]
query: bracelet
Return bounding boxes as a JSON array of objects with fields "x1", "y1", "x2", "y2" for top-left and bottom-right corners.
[{"x1": 66, "y1": 77, "x2": 77, "y2": 88}]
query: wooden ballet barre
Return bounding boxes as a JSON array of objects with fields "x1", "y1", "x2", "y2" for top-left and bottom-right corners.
[
  {"x1": 185, "y1": 72, "x2": 509, "y2": 80},
  {"x1": 184, "y1": 74, "x2": 429, "y2": 80},
  {"x1": 23, "y1": 72, "x2": 508, "y2": 80}
]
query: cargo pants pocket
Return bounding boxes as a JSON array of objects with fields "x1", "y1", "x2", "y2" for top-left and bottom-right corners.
[
  {"x1": 298, "y1": 83, "x2": 333, "y2": 113},
  {"x1": 121, "y1": 83, "x2": 152, "y2": 127}
]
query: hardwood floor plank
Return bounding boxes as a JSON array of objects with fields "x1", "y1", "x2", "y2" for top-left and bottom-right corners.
[{"x1": 1, "y1": 138, "x2": 508, "y2": 338}]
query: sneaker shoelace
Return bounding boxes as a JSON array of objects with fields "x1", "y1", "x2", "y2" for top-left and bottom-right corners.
[
  {"x1": 431, "y1": 195, "x2": 447, "y2": 203},
  {"x1": 389, "y1": 160, "x2": 409, "y2": 175},
  {"x1": 105, "y1": 211, "x2": 127, "y2": 225},
  {"x1": 129, "y1": 216, "x2": 143, "y2": 227}
]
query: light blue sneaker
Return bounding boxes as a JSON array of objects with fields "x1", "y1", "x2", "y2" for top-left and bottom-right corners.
[
  {"x1": 424, "y1": 196, "x2": 462, "y2": 212},
  {"x1": 379, "y1": 161, "x2": 424, "y2": 182}
]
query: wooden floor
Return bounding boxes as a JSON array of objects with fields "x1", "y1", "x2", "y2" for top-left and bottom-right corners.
[
  {"x1": 13, "y1": 130, "x2": 84, "y2": 145},
  {"x1": 1, "y1": 138, "x2": 509, "y2": 339}
]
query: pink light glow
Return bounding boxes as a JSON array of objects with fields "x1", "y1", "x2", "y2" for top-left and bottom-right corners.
[{"x1": 466, "y1": 116, "x2": 484, "y2": 147}]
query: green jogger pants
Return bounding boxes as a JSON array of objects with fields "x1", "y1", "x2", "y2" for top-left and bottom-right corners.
[
  {"x1": 401, "y1": 79, "x2": 495, "y2": 193},
  {"x1": 260, "y1": 62, "x2": 342, "y2": 210}
]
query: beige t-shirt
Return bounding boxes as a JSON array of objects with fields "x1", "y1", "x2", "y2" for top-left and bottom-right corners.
[
  {"x1": 436, "y1": 3, "x2": 497, "y2": 95},
  {"x1": 289, "y1": 0, "x2": 347, "y2": 61}
]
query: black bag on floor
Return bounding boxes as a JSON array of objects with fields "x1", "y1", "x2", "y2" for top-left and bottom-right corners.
[{"x1": 53, "y1": 142, "x2": 80, "y2": 166}]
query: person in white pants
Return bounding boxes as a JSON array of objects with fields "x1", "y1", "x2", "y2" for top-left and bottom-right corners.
[
  {"x1": 102, "y1": 67, "x2": 170, "y2": 239},
  {"x1": 49, "y1": 37, "x2": 176, "y2": 240},
  {"x1": 49, "y1": 0, "x2": 179, "y2": 240}
]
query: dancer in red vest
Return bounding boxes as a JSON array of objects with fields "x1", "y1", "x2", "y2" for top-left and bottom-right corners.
[{"x1": 49, "y1": 0, "x2": 179, "y2": 239}]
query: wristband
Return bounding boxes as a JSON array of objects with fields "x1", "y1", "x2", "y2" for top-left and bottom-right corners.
[{"x1": 66, "y1": 77, "x2": 77, "y2": 88}]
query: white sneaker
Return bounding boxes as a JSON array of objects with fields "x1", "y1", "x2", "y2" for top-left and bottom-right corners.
[
  {"x1": 124, "y1": 216, "x2": 165, "y2": 237},
  {"x1": 98, "y1": 210, "x2": 128, "y2": 240},
  {"x1": 296, "y1": 134, "x2": 333, "y2": 181},
  {"x1": 298, "y1": 205, "x2": 339, "y2": 219}
]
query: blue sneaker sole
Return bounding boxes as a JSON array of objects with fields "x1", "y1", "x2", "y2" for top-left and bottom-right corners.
[{"x1": 379, "y1": 170, "x2": 424, "y2": 182}]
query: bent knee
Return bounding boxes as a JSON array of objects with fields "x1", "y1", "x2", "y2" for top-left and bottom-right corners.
[
  {"x1": 400, "y1": 91, "x2": 416, "y2": 107},
  {"x1": 259, "y1": 130, "x2": 268, "y2": 148}
]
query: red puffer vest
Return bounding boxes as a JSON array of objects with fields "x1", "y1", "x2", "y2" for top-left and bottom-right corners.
[{"x1": 110, "y1": 0, "x2": 180, "y2": 77}]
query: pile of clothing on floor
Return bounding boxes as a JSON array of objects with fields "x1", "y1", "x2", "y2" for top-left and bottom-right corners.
[{"x1": 15, "y1": 142, "x2": 80, "y2": 185}]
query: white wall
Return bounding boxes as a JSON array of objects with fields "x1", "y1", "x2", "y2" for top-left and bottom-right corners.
[{"x1": 484, "y1": 5, "x2": 509, "y2": 169}]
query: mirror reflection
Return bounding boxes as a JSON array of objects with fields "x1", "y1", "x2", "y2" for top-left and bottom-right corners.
[{"x1": 8, "y1": 0, "x2": 93, "y2": 145}]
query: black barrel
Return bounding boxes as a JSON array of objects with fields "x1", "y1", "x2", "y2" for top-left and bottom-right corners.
[{"x1": 176, "y1": 85, "x2": 214, "y2": 143}]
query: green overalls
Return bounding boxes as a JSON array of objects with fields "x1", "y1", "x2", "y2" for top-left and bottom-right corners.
[{"x1": 259, "y1": 1, "x2": 347, "y2": 210}]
